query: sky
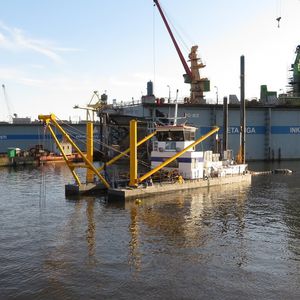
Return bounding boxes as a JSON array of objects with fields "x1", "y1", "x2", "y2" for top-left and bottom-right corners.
[{"x1": 0, "y1": 0, "x2": 300, "y2": 121}]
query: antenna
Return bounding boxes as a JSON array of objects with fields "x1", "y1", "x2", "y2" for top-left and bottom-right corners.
[{"x1": 174, "y1": 89, "x2": 179, "y2": 126}]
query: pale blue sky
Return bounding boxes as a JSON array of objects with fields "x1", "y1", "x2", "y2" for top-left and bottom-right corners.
[{"x1": 0, "y1": 0, "x2": 300, "y2": 121}]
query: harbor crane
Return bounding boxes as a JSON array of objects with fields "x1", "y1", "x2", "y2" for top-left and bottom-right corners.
[
  {"x1": 2, "y1": 84, "x2": 14, "y2": 121},
  {"x1": 74, "y1": 91, "x2": 112, "y2": 160},
  {"x1": 153, "y1": 0, "x2": 210, "y2": 104}
]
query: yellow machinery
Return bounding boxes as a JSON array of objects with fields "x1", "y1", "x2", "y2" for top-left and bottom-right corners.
[
  {"x1": 38, "y1": 114, "x2": 156, "y2": 192},
  {"x1": 38, "y1": 114, "x2": 110, "y2": 188},
  {"x1": 39, "y1": 114, "x2": 218, "y2": 194}
]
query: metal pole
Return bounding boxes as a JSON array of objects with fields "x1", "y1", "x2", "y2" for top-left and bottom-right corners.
[
  {"x1": 240, "y1": 55, "x2": 246, "y2": 163},
  {"x1": 167, "y1": 85, "x2": 171, "y2": 103},
  {"x1": 223, "y1": 96, "x2": 228, "y2": 153},
  {"x1": 174, "y1": 89, "x2": 179, "y2": 126},
  {"x1": 214, "y1": 86, "x2": 218, "y2": 105}
]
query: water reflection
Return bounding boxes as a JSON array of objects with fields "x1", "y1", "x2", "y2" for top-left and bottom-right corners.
[
  {"x1": 282, "y1": 185, "x2": 300, "y2": 259},
  {"x1": 2, "y1": 163, "x2": 300, "y2": 299},
  {"x1": 125, "y1": 181, "x2": 251, "y2": 270},
  {"x1": 86, "y1": 198, "x2": 96, "y2": 259},
  {"x1": 43, "y1": 196, "x2": 98, "y2": 293},
  {"x1": 128, "y1": 205, "x2": 141, "y2": 273}
]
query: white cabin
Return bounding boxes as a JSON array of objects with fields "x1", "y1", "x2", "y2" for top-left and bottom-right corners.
[
  {"x1": 151, "y1": 125, "x2": 204, "y2": 179},
  {"x1": 151, "y1": 124, "x2": 248, "y2": 179},
  {"x1": 54, "y1": 139, "x2": 72, "y2": 156}
]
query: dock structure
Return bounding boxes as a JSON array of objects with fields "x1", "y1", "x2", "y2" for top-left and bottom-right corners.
[{"x1": 108, "y1": 173, "x2": 252, "y2": 201}]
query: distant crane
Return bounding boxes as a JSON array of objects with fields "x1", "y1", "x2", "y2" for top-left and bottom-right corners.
[
  {"x1": 73, "y1": 90, "x2": 109, "y2": 122},
  {"x1": 276, "y1": 16, "x2": 282, "y2": 28},
  {"x1": 74, "y1": 91, "x2": 112, "y2": 160},
  {"x1": 1, "y1": 84, "x2": 14, "y2": 122},
  {"x1": 276, "y1": 0, "x2": 282, "y2": 28},
  {"x1": 153, "y1": 0, "x2": 210, "y2": 104}
]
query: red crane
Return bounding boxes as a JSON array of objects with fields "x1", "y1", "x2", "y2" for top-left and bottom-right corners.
[{"x1": 153, "y1": 0, "x2": 210, "y2": 103}]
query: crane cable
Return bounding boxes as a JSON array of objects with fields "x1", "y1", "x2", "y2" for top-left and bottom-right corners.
[
  {"x1": 153, "y1": 1, "x2": 194, "y2": 56},
  {"x1": 153, "y1": 4, "x2": 156, "y2": 95},
  {"x1": 159, "y1": 2, "x2": 191, "y2": 53}
]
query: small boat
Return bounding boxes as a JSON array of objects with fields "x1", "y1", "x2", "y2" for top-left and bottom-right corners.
[{"x1": 39, "y1": 152, "x2": 82, "y2": 163}]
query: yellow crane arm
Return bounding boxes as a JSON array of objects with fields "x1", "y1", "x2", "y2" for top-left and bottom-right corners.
[{"x1": 46, "y1": 123, "x2": 82, "y2": 186}]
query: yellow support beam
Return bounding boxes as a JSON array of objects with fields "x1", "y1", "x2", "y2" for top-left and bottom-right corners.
[
  {"x1": 38, "y1": 114, "x2": 110, "y2": 189},
  {"x1": 46, "y1": 124, "x2": 81, "y2": 186},
  {"x1": 97, "y1": 131, "x2": 156, "y2": 172},
  {"x1": 129, "y1": 119, "x2": 138, "y2": 187},
  {"x1": 138, "y1": 126, "x2": 220, "y2": 184},
  {"x1": 86, "y1": 121, "x2": 94, "y2": 183}
]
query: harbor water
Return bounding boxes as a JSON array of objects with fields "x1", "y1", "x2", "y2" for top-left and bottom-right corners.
[{"x1": 0, "y1": 162, "x2": 300, "y2": 299}]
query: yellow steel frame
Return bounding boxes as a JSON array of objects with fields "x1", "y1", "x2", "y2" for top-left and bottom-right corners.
[
  {"x1": 129, "y1": 120, "x2": 138, "y2": 187},
  {"x1": 96, "y1": 131, "x2": 156, "y2": 172},
  {"x1": 38, "y1": 114, "x2": 110, "y2": 188},
  {"x1": 86, "y1": 121, "x2": 94, "y2": 183},
  {"x1": 138, "y1": 126, "x2": 220, "y2": 184}
]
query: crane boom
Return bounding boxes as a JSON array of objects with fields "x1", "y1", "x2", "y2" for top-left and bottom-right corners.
[
  {"x1": 153, "y1": 0, "x2": 210, "y2": 103},
  {"x1": 153, "y1": 0, "x2": 192, "y2": 80}
]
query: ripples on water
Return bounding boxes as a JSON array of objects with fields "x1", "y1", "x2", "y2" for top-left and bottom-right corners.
[{"x1": 0, "y1": 162, "x2": 300, "y2": 299}]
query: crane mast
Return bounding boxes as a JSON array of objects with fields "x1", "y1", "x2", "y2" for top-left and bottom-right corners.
[{"x1": 153, "y1": 0, "x2": 210, "y2": 103}]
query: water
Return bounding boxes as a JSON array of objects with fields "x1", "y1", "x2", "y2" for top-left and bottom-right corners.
[{"x1": 0, "y1": 162, "x2": 300, "y2": 299}]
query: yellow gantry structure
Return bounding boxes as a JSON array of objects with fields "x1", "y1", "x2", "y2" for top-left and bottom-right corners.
[
  {"x1": 38, "y1": 114, "x2": 110, "y2": 188},
  {"x1": 38, "y1": 114, "x2": 157, "y2": 191}
]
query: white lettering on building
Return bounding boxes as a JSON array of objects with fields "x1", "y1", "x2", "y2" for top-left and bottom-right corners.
[
  {"x1": 185, "y1": 113, "x2": 200, "y2": 118},
  {"x1": 246, "y1": 127, "x2": 256, "y2": 134},
  {"x1": 228, "y1": 127, "x2": 239, "y2": 134},
  {"x1": 228, "y1": 127, "x2": 256, "y2": 134},
  {"x1": 290, "y1": 127, "x2": 300, "y2": 134}
]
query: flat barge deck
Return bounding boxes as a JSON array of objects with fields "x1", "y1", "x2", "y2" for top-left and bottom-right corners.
[{"x1": 108, "y1": 173, "x2": 251, "y2": 201}]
